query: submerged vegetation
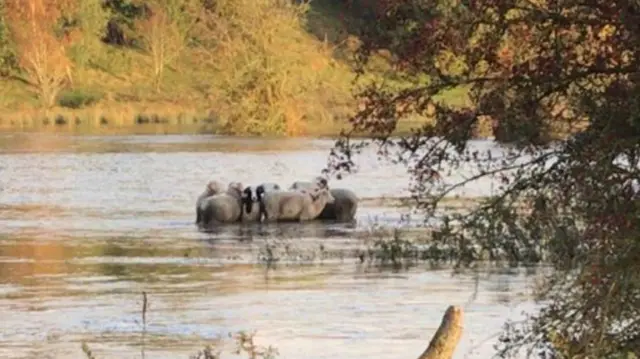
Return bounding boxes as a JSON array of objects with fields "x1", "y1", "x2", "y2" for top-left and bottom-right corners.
[{"x1": 0, "y1": 0, "x2": 472, "y2": 137}]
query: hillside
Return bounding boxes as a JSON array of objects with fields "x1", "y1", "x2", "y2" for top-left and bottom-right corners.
[{"x1": 0, "y1": 0, "x2": 469, "y2": 136}]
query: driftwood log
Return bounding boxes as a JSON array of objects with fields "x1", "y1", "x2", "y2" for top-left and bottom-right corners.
[{"x1": 416, "y1": 305, "x2": 464, "y2": 359}]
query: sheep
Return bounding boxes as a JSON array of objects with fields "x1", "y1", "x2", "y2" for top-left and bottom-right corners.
[
  {"x1": 289, "y1": 177, "x2": 358, "y2": 222},
  {"x1": 199, "y1": 182, "x2": 245, "y2": 227},
  {"x1": 241, "y1": 182, "x2": 281, "y2": 222},
  {"x1": 261, "y1": 186, "x2": 335, "y2": 222},
  {"x1": 195, "y1": 180, "x2": 225, "y2": 224},
  {"x1": 288, "y1": 176, "x2": 328, "y2": 191},
  {"x1": 258, "y1": 182, "x2": 281, "y2": 193},
  {"x1": 316, "y1": 188, "x2": 359, "y2": 222}
]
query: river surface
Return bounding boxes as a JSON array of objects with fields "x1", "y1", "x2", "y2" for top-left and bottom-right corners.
[{"x1": 0, "y1": 134, "x2": 540, "y2": 359}]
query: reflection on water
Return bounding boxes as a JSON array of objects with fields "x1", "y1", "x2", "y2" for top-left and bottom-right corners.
[
  {"x1": 0, "y1": 134, "x2": 539, "y2": 359},
  {"x1": 0, "y1": 133, "x2": 331, "y2": 154}
]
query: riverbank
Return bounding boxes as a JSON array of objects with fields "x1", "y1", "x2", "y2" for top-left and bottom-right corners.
[
  {"x1": 0, "y1": 100, "x2": 491, "y2": 138},
  {"x1": 0, "y1": 0, "x2": 478, "y2": 139},
  {"x1": 0, "y1": 113, "x2": 442, "y2": 138}
]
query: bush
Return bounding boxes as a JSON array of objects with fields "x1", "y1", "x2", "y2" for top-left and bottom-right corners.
[{"x1": 57, "y1": 89, "x2": 103, "y2": 109}]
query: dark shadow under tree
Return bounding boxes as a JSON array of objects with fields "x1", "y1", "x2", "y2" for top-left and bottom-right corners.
[{"x1": 327, "y1": 1, "x2": 640, "y2": 358}]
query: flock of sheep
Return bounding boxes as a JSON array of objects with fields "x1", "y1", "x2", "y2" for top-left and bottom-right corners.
[{"x1": 195, "y1": 176, "x2": 359, "y2": 228}]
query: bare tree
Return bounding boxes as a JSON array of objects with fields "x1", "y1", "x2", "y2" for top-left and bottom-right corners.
[
  {"x1": 137, "y1": 0, "x2": 196, "y2": 92},
  {"x1": 4, "y1": 0, "x2": 75, "y2": 108}
]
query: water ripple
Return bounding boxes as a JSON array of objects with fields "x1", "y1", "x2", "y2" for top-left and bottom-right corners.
[{"x1": 0, "y1": 134, "x2": 539, "y2": 359}]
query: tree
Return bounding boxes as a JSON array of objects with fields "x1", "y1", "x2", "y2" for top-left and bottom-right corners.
[
  {"x1": 196, "y1": 0, "x2": 353, "y2": 135},
  {"x1": 4, "y1": 0, "x2": 75, "y2": 108},
  {"x1": 136, "y1": 0, "x2": 197, "y2": 92},
  {"x1": 102, "y1": 0, "x2": 148, "y2": 46},
  {"x1": 0, "y1": 3, "x2": 18, "y2": 77},
  {"x1": 328, "y1": 0, "x2": 640, "y2": 357},
  {"x1": 67, "y1": 0, "x2": 110, "y2": 68}
]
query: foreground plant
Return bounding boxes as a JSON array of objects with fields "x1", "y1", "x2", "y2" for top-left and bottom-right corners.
[{"x1": 328, "y1": 0, "x2": 640, "y2": 357}]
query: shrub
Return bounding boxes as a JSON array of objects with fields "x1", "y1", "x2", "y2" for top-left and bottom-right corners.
[{"x1": 57, "y1": 89, "x2": 103, "y2": 109}]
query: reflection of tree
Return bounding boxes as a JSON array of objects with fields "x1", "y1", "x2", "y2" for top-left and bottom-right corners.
[
  {"x1": 202, "y1": 222, "x2": 355, "y2": 242},
  {"x1": 0, "y1": 238, "x2": 69, "y2": 284},
  {"x1": 488, "y1": 274, "x2": 514, "y2": 305},
  {"x1": 12, "y1": 133, "x2": 74, "y2": 152},
  {"x1": 98, "y1": 263, "x2": 128, "y2": 278}
]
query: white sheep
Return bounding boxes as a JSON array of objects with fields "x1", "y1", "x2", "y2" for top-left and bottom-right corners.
[
  {"x1": 261, "y1": 186, "x2": 335, "y2": 222},
  {"x1": 288, "y1": 176, "x2": 328, "y2": 191},
  {"x1": 198, "y1": 182, "x2": 244, "y2": 227},
  {"x1": 195, "y1": 180, "x2": 225, "y2": 225},
  {"x1": 316, "y1": 188, "x2": 358, "y2": 222}
]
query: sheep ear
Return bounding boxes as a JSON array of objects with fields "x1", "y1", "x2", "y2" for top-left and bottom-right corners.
[{"x1": 207, "y1": 181, "x2": 217, "y2": 192}]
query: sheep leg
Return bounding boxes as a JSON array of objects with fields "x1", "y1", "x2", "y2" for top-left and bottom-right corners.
[
  {"x1": 258, "y1": 201, "x2": 267, "y2": 222},
  {"x1": 261, "y1": 209, "x2": 278, "y2": 222},
  {"x1": 201, "y1": 207, "x2": 214, "y2": 226}
]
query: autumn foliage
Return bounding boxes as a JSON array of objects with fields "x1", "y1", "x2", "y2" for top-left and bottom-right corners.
[
  {"x1": 0, "y1": 0, "x2": 358, "y2": 135},
  {"x1": 194, "y1": 0, "x2": 351, "y2": 135},
  {"x1": 3, "y1": 0, "x2": 76, "y2": 108},
  {"x1": 136, "y1": 0, "x2": 197, "y2": 92},
  {"x1": 329, "y1": 0, "x2": 640, "y2": 357}
]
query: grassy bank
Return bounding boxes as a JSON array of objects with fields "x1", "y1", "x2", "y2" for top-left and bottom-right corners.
[
  {"x1": 0, "y1": 107, "x2": 462, "y2": 137},
  {"x1": 0, "y1": 0, "x2": 472, "y2": 138}
]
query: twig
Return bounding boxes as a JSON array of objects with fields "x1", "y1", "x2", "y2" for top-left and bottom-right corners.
[
  {"x1": 141, "y1": 291, "x2": 148, "y2": 359},
  {"x1": 142, "y1": 291, "x2": 148, "y2": 331}
]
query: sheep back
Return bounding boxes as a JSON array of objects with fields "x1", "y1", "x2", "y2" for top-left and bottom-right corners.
[
  {"x1": 200, "y1": 193, "x2": 243, "y2": 225},
  {"x1": 261, "y1": 191, "x2": 308, "y2": 221}
]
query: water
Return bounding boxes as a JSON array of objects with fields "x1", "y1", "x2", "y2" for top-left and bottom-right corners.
[{"x1": 0, "y1": 134, "x2": 540, "y2": 359}]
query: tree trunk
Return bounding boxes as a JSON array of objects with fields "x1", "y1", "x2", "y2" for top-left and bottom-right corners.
[{"x1": 416, "y1": 306, "x2": 464, "y2": 359}]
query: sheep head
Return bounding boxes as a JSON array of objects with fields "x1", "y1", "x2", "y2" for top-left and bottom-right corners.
[{"x1": 206, "y1": 180, "x2": 225, "y2": 195}]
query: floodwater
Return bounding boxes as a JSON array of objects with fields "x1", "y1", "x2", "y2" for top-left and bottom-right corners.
[{"x1": 0, "y1": 134, "x2": 540, "y2": 359}]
